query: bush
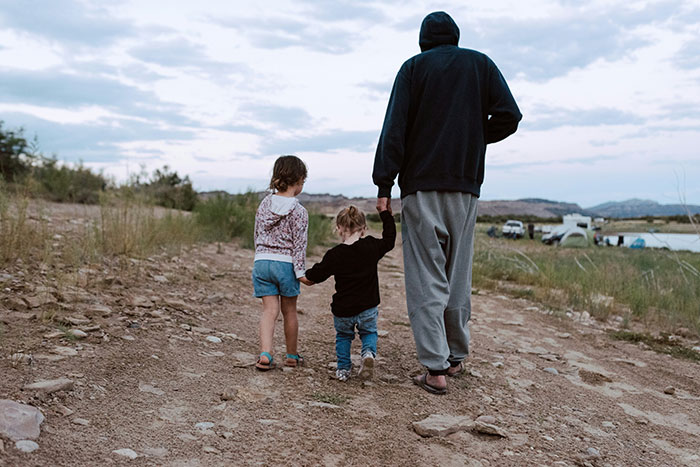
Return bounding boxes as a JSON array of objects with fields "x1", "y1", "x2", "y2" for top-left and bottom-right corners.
[
  {"x1": 0, "y1": 121, "x2": 36, "y2": 183},
  {"x1": 194, "y1": 192, "x2": 258, "y2": 246},
  {"x1": 128, "y1": 166, "x2": 198, "y2": 211},
  {"x1": 33, "y1": 158, "x2": 108, "y2": 204}
]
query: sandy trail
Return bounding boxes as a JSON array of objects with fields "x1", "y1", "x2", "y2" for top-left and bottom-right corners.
[{"x1": 1, "y1": 215, "x2": 699, "y2": 466}]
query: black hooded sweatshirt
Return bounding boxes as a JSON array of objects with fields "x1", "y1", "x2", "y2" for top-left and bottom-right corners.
[{"x1": 372, "y1": 11, "x2": 522, "y2": 199}]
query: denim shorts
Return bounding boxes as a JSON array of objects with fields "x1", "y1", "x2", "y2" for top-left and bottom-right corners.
[{"x1": 252, "y1": 260, "x2": 300, "y2": 297}]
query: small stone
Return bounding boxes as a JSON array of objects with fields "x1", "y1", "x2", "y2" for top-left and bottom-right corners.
[
  {"x1": 71, "y1": 418, "x2": 89, "y2": 426},
  {"x1": 543, "y1": 368, "x2": 559, "y2": 375},
  {"x1": 153, "y1": 275, "x2": 168, "y2": 283},
  {"x1": 492, "y1": 361, "x2": 504, "y2": 369},
  {"x1": 113, "y1": 448, "x2": 138, "y2": 459},
  {"x1": 543, "y1": 435, "x2": 554, "y2": 441},
  {"x1": 122, "y1": 335, "x2": 136, "y2": 341},
  {"x1": 206, "y1": 336, "x2": 222, "y2": 344},
  {"x1": 601, "y1": 421, "x2": 615, "y2": 428},
  {"x1": 230, "y1": 351, "x2": 256, "y2": 366},
  {"x1": 220, "y1": 389, "x2": 238, "y2": 401},
  {"x1": 52, "y1": 346, "x2": 78, "y2": 357},
  {"x1": 203, "y1": 446, "x2": 221, "y2": 454},
  {"x1": 308, "y1": 401, "x2": 341, "y2": 410},
  {"x1": 192, "y1": 326, "x2": 214, "y2": 334},
  {"x1": 557, "y1": 332, "x2": 571, "y2": 339},
  {"x1": 131, "y1": 296, "x2": 154, "y2": 308},
  {"x1": 692, "y1": 346, "x2": 700, "y2": 352},
  {"x1": 56, "y1": 405, "x2": 74, "y2": 417},
  {"x1": 221, "y1": 432, "x2": 234, "y2": 439},
  {"x1": 86, "y1": 304, "x2": 112, "y2": 316},
  {"x1": 412, "y1": 414, "x2": 473, "y2": 438},
  {"x1": 0, "y1": 400, "x2": 45, "y2": 441},
  {"x1": 663, "y1": 386, "x2": 675, "y2": 395},
  {"x1": 143, "y1": 447, "x2": 168, "y2": 458},
  {"x1": 67, "y1": 329, "x2": 88, "y2": 339},
  {"x1": 165, "y1": 298, "x2": 188, "y2": 310},
  {"x1": 377, "y1": 330, "x2": 389, "y2": 337},
  {"x1": 200, "y1": 351, "x2": 225, "y2": 357},
  {"x1": 139, "y1": 383, "x2": 165, "y2": 396},
  {"x1": 195, "y1": 422, "x2": 215, "y2": 430},
  {"x1": 23, "y1": 378, "x2": 74, "y2": 395},
  {"x1": 24, "y1": 293, "x2": 57, "y2": 309},
  {"x1": 469, "y1": 369, "x2": 483, "y2": 378},
  {"x1": 15, "y1": 440, "x2": 39, "y2": 453},
  {"x1": 586, "y1": 447, "x2": 601, "y2": 457},
  {"x1": 474, "y1": 415, "x2": 508, "y2": 437},
  {"x1": 44, "y1": 331, "x2": 64, "y2": 339}
]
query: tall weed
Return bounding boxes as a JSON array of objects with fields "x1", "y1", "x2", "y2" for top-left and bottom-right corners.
[{"x1": 0, "y1": 185, "x2": 49, "y2": 264}]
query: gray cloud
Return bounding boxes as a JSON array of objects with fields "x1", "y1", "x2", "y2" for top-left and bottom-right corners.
[
  {"x1": 488, "y1": 153, "x2": 618, "y2": 171},
  {"x1": 260, "y1": 129, "x2": 377, "y2": 155},
  {"x1": 129, "y1": 38, "x2": 249, "y2": 78},
  {"x1": 0, "y1": 68, "x2": 199, "y2": 128},
  {"x1": 522, "y1": 106, "x2": 645, "y2": 131},
  {"x1": 2, "y1": 112, "x2": 194, "y2": 163},
  {"x1": 299, "y1": 0, "x2": 388, "y2": 22},
  {"x1": 675, "y1": 38, "x2": 700, "y2": 70},
  {"x1": 0, "y1": 0, "x2": 135, "y2": 46},
  {"x1": 213, "y1": 16, "x2": 361, "y2": 54}
]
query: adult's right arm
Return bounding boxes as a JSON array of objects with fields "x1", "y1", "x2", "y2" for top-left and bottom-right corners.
[
  {"x1": 485, "y1": 61, "x2": 522, "y2": 144},
  {"x1": 372, "y1": 65, "x2": 411, "y2": 198}
]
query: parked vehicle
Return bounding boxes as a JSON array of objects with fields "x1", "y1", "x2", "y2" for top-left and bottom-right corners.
[{"x1": 502, "y1": 220, "x2": 524, "y2": 238}]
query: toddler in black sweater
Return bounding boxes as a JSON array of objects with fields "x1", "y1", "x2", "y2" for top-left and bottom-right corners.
[{"x1": 301, "y1": 206, "x2": 396, "y2": 381}]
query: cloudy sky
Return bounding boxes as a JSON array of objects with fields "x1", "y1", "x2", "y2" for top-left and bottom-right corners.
[{"x1": 1, "y1": 0, "x2": 699, "y2": 207}]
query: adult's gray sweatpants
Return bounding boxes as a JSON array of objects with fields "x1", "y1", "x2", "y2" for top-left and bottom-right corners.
[{"x1": 401, "y1": 191, "x2": 478, "y2": 374}]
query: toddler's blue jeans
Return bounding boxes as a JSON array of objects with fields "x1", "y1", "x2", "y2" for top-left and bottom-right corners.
[{"x1": 333, "y1": 306, "x2": 378, "y2": 371}]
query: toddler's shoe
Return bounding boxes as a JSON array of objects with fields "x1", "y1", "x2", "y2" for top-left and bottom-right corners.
[
  {"x1": 336, "y1": 368, "x2": 351, "y2": 381},
  {"x1": 358, "y1": 351, "x2": 375, "y2": 380}
]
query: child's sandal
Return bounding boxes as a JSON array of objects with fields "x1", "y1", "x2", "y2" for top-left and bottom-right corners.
[
  {"x1": 255, "y1": 352, "x2": 275, "y2": 371},
  {"x1": 285, "y1": 353, "x2": 304, "y2": 368}
]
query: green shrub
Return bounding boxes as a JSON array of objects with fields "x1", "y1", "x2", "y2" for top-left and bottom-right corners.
[
  {"x1": 127, "y1": 166, "x2": 198, "y2": 211},
  {"x1": 0, "y1": 121, "x2": 36, "y2": 183},
  {"x1": 33, "y1": 158, "x2": 107, "y2": 204}
]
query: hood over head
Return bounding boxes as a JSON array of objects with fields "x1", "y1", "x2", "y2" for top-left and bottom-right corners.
[{"x1": 419, "y1": 11, "x2": 459, "y2": 52}]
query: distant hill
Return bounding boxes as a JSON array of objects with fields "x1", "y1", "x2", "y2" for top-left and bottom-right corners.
[
  {"x1": 586, "y1": 199, "x2": 700, "y2": 218},
  {"x1": 477, "y1": 199, "x2": 585, "y2": 218}
]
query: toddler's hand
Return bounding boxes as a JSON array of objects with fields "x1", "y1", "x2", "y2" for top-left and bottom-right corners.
[{"x1": 299, "y1": 276, "x2": 314, "y2": 286}]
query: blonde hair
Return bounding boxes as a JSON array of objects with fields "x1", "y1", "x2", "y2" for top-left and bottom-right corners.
[
  {"x1": 269, "y1": 155, "x2": 307, "y2": 192},
  {"x1": 336, "y1": 205, "x2": 366, "y2": 233}
]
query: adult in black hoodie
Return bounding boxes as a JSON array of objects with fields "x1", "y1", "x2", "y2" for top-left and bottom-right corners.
[{"x1": 372, "y1": 11, "x2": 521, "y2": 395}]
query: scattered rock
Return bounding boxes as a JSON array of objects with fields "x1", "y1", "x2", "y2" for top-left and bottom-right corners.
[
  {"x1": 113, "y1": 448, "x2": 138, "y2": 459},
  {"x1": 578, "y1": 370, "x2": 612, "y2": 385},
  {"x1": 543, "y1": 368, "x2": 559, "y2": 375},
  {"x1": 192, "y1": 326, "x2": 214, "y2": 334},
  {"x1": 122, "y1": 335, "x2": 136, "y2": 341},
  {"x1": 131, "y1": 296, "x2": 154, "y2": 308},
  {"x1": 203, "y1": 446, "x2": 221, "y2": 454},
  {"x1": 663, "y1": 386, "x2": 675, "y2": 395},
  {"x1": 71, "y1": 418, "x2": 89, "y2": 426},
  {"x1": 469, "y1": 369, "x2": 483, "y2": 378},
  {"x1": 153, "y1": 275, "x2": 169, "y2": 283},
  {"x1": 601, "y1": 421, "x2": 615, "y2": 428},
  {"x1": 557, "y1": 333, "x2": 571, "y2": 339},
  {"x1": 15, "y1": 440, "x2": 39, "y2": 453},
  {"x1": 586, "y1": 447, "x2": 601, "y2": 458},
  {"x1": 23, "y1": 378, "x2": 74, "y2": 395},
  {"x1": 377, "y1": 330, "x2": 389, "y2": 337},
  {"x1": 195, "y1": 422, "x2": 215, "y2": 430},
  {"x1": 492, "y1": 361, "x2": 504, "y2": 369},
  {"x1": 543, "y1": 435, "x2": 554, "y2": 441},
  {"x1": 0, "y1": 400, "x2": 45, "y2": 441},
  {"x1": 52, "y1": 346, "x2": 78, "y2": 357},
  {"x1": 86, "y1": 304, "x2": 112, "y2": 316},
  {"x1": 206, "y1": 336, "x2": 222, "y2": 344},
  {"x1": 164, "y1": 298, "x2": 188, "y2": 310},
  {"x1": 412, "y1": 414, "x2": 473, "y2": 438},
  {"x1": 143, "y1": 447, "x2": 168, "y2": 458},
  {"x1": 229, "y1": 351, "x2": 256, "y2": 368},
  {"x1": 23, "y1": 293, "x2": 57, "y2": 309},
  {"x1": 43, "y1": 330, "x2": 64, "y2": 339},
  {"x1": 9, "y1": 352, "x2": 33, "y2": 366},
  {"x1": 308, "y1": 401, "x2": 341, "y2": 409},
  {"x1": 56, "y1": 405, "x2": 74, "y2": 417},
  {"x1": 474, "y1": 415, "x2": 508, "y2": 438},
  {"x1": 0, "y1": 438, "x2": 3, "y2": 452},
  {"x1": 200, "y1": 350, "x2": 225, "y2": 358},
  {"x1": 65, "y1": 316, "x2": 90, "y2": 326},
  {"x1": 67, "y1": 329, "x2": 88, "y2": 339},
  {"x1": 138, "y1": 382, "x2": 165, "y2": 396}
]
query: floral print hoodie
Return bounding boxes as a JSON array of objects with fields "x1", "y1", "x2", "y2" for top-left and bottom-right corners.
[{"x1": 254, "y1": 194, "x2": 308, "y2": 278}]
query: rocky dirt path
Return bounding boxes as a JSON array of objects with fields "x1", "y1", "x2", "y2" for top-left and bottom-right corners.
[{"x1": 1, "y1": 222, "x2": 700, "y2": 466}]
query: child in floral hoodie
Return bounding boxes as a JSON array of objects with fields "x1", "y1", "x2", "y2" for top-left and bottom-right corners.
[{"x1": 252, "y1": 155, "x2": 308, "y2": 371}]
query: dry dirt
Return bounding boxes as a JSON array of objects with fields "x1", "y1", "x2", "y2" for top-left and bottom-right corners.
[{"x1": 1, "y1": 204, "x2": 700, "y2": 466}]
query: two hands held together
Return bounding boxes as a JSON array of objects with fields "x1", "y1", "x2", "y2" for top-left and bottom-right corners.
[{"x1": 299, "y1": 276, "x2": 313, "y2": 286}]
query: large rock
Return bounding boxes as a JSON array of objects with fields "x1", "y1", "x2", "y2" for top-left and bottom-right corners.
[
  {"x1": 0, "y1": 400, "x2": 45, "y2": 441},
  {"x1": 412, "y1": 414, "x2": 473, "y2": 437},
  {"x1": 474, "y1": 415, "x2": 508, "y2": 437},
  {"x1": 23, "y1": 378, "x2": 74, "y2": 395}
]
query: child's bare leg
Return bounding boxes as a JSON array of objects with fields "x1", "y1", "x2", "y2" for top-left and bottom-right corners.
[
  {"x1": 280, "y1": 296, "x2": 299, "y2": 356},
  {"x1": 259, "y1": 295, "x2": 280, "y2": 361}
]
